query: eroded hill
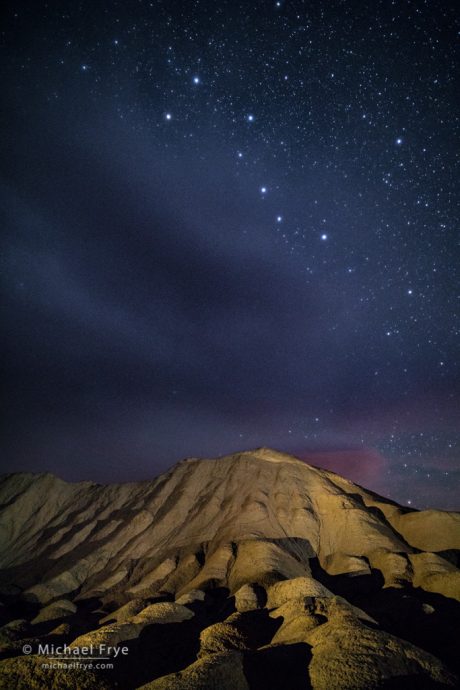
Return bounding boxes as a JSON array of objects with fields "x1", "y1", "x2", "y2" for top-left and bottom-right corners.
[{"x1": 0, "y1": 448, "x2": 459, "y2": 688}]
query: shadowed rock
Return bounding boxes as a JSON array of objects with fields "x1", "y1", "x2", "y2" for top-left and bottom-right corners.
[{"x1": 0, "y1": 448, "x2": 458, "y2": 688}]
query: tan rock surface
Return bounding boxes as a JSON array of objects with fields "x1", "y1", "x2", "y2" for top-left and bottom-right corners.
[{"x1": 0, "y1": 448, "x2": 458, "y2": 689}]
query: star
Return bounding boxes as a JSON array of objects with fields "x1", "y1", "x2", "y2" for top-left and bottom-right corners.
[{"x1": 2, "y1": 0, "x2": 458, "y2": 515}]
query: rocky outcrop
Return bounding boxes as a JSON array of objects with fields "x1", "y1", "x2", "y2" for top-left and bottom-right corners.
[{"x1": 0, "y1": 448, "x2": 459, "y2": 689}]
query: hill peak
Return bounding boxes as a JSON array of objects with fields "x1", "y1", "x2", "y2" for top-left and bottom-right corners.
[{"x1": 0, "y1": 449, "x2": 459, "y2": 688}]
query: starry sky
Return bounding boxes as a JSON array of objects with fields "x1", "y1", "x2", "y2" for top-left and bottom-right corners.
[{"x1": 1, "y1": 0, "x2": 459, "y2": 509}]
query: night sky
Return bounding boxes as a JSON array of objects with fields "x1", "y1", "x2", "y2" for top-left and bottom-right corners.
[{"x1": 2, "y1": 1, "x2": 459, "y2": 509}]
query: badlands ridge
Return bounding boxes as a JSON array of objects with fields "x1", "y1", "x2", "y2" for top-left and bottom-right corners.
[{"x1": 0, "y1": 448, "x2": 459, "y2": 688}]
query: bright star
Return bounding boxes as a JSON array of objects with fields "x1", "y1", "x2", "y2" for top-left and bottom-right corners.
[
  {"x1": 165, "y1": 113, "x2": 172, "y2": 120},
  {"x1": 321, "y1": 233, "x2": 327, "y2": 240},
  {"x1": 193, "y1": 76, "x2": 200, "y2": 84},
  {"x1": 277, "y1": 216, "x2": 282, "y2": 222},
  {"x1": 407, "y1": 289, "x2": 413, "y2": 295},
  {"x1": 237, "y1": 151, "x2": 243, "y2": 158},
  {"x1": 81, "y1": 64, "x2": 89, "y2": 71},
  {"x1": 396, "y1": 137, "x2": 403, "y2": 145},
  {"x1": 260, "y1": 186, "x2": 267, "y2": 194},
  {"x1": 247, "y1": 114, "x2": 254, "y2": 122}
]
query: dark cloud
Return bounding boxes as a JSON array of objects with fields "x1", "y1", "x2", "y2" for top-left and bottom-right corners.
[{"x1": 1, "y1": 1, "x2": 458, "y2": 509}]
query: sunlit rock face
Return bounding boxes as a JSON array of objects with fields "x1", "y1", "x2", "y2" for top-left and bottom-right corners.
[{"x1": 0, "y1": 448, "x2": 459, "y2": 689}]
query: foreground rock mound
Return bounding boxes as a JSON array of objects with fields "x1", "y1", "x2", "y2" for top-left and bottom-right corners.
[{"x1": 0, "y1": 448, "x2": 459, "y2": 689}]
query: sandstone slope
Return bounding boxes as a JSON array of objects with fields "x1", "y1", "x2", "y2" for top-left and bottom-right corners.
[{"x1": 0, "y1": 448, "x2": 459, "y2": 689}]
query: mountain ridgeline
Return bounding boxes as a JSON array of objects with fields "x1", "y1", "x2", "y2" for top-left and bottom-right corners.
[{"x1": 0, "y1": 448, "x2": 459, "y2": 689}]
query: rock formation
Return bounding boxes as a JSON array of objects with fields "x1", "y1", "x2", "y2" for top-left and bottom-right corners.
[{"x1": 0, "y1": 448, "x2": 459, "y2": 688}]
